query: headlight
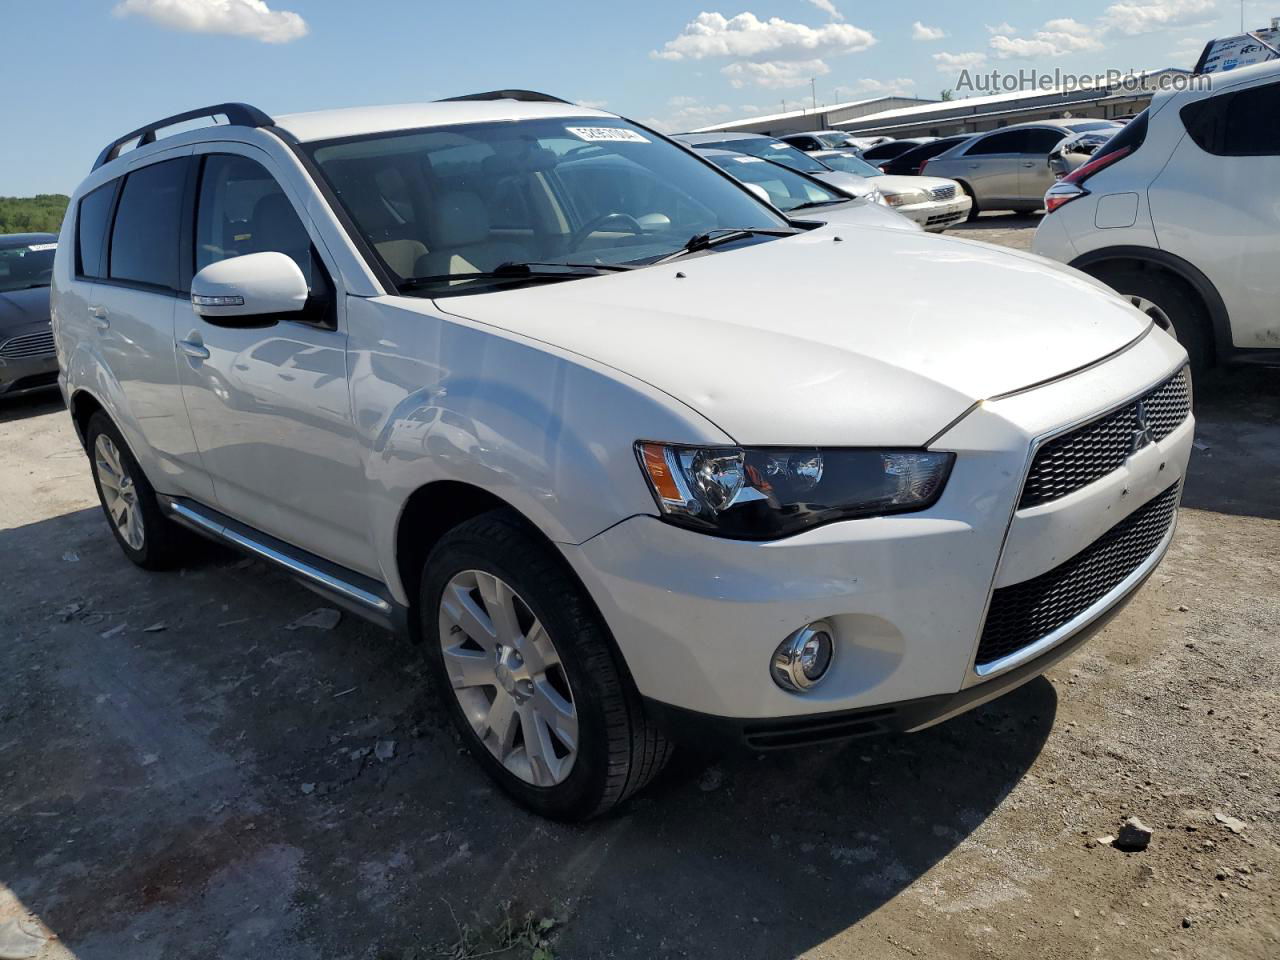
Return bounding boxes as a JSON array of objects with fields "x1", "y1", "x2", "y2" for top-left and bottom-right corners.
[
  {"x1": 884, "y1": 190, "x2": 931, "y2": 208},
  {"x1": 636, "y1": 443, "x2": 954, "y2": 540}
]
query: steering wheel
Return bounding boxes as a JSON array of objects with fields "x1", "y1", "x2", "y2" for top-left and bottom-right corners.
[{"x1": 568, "y1": 212, "x2": 646, "y2": 250}]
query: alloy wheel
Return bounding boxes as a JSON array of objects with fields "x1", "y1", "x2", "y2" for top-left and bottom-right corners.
[
  {"x1": 94, "y1": 434, "x2": 145, "y2": 550},
  {"x1": 438, "y1": 569, "x2": 579, "y2": 787}
]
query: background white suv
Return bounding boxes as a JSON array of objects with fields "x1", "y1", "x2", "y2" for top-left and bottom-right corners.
[
  {"x1": 1034, "y1": 60, "x2": 1280, "y2": 373},
  {"x1": 53, "y1": 93, "x2": 1192, "y2": 820}
]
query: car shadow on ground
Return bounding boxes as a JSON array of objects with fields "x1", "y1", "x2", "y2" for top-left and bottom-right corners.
[
  {"x1": 1183, "y1": 365, "x2": 1280, "y2": 521},
  {"x1": 0, "y1": 390, "x2": 63, "y2": 424},
  {"x1": 1, "y1": 504, "x2": 1058, "y2": 959}
]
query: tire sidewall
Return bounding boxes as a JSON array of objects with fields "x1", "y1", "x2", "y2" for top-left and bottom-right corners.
[
  {"x1": 1091, "y1": 267, "x2": 1210, "y2": 375},
  {"x1": 419, "y1": 526, "x2": 616, "y2": 820}
]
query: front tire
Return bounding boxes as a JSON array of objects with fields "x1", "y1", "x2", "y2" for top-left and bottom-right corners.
[
  {"x1": 420, "y1": 509, "x2": 672, "y2": 820},
  {"x1": 86, "y1": 412, "x2": 192, "y2": 570},
  {"x1": 1086, "y1": 264, "x2": 1212, "y2": 376}
]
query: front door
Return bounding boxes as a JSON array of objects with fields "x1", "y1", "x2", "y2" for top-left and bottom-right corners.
[
  {"x1": 174, "y1": 147, "x2": 377, "y2": 575},
  {"x1": 960, "y1": 129, "x2": 1028, "y2": 207}
]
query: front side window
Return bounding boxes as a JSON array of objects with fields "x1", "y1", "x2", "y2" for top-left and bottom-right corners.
[
  {"x1": 196, "y1": 154, "x2": 316, "y2": 287},
  {"x1": 307, "y1": 117, "x2": 787, "y2": 292},
  {"x1": 76, "y1": 182, "x2": 117, "y2": 280},
  {"x1": 109, "y1": 158, "x2": 188, "y2": 290},
  {"x1": 0, "y1": 239, "x2": 57, "y2": 293},
  {"x1": 707, "y1": 155, "x2": 844, "y2": 211}
]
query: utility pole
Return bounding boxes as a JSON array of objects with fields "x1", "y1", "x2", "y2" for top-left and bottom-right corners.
[{"x1": 810, "y1": 78, "x2": 817, "y2": 112}]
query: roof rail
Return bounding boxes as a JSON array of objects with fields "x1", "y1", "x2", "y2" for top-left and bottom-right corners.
[
  {"x1": 93, "y1": 102, "x2": 275, "y2": 171},
  {"x1": 437, "y1": 90, "x2": 571, "y2": 105}
]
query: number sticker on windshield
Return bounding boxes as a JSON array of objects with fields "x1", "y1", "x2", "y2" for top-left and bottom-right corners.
[
  {"x1": 27, "y1": 243, "x2": 57, "y2": 252},
  {"x1": 732, "y1": 157, "x2": 766, "y2": 163},
  {"x1": 565, "y1": 127, "x2": 651, "y2": 144}
]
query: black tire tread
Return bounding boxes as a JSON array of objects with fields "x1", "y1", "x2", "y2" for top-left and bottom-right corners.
[{"x1": 423, "y1": 509, "x2": 672, "y2": 818}]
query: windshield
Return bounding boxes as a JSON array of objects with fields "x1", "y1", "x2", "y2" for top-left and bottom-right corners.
[
  {"x1": 0, "y1": 239, "x2": 56, "y2": 293},
  {"x1": 306, "y1": 118, "x2": 787, "y2": 293},
  {"x1": 813, "y1": 152, "x2": 883, "y2": 178},
  {"x1": 706, "y1": 154, "x2": 845, "y2": 211},
  {"x1": 702, "y1": 138, "x2": 830, "y2": 174}
]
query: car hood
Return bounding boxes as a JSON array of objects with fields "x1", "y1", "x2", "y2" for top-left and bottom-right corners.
[
  {"x1": 0, "y1": 286, "x2": 51, "y2": 330},
  {"x1": 433, "y1": 224, "x2": 1149, "y2": 446},
  {"x1": 795, "y1": 199, "x2": 920, "y2": 231},
  {"x1": 875, "y1": 174, "x2": 964, "y2": 196}
]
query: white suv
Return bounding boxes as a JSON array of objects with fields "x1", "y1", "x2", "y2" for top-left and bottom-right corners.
[
  {"x1": 1034, "y1": 60, "x2": 1280, "y2": 373},
  {"x1": 54, "y1": 93, "x2": 1193, "y2": 820}
]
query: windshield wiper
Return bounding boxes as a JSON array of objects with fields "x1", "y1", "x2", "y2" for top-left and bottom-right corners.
[
  {"x1": 652, "y1": 227, "x2": 800, "y2": 265},
  {"x1": 789, "y1": 199, "x2": 848, "y2": 211},
  {"x1": 397, "y1": 261, "x2": 625, "y2": 292}
]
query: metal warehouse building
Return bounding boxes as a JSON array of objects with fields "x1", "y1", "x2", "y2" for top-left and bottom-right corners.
[{"x1": 693, "y1": 71, "x2": 1190, "y2": 139}]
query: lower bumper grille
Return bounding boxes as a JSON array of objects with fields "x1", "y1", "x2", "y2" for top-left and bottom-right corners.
[
  {"x1": 0, "y1": 329, "x2": 55, "y2": 360},
  {"x1": 976, "y1": 483, "x2": 1180, "y2": 668}
]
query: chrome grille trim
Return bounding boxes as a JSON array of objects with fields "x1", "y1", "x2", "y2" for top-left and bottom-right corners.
[
  {"x1": 930, "y1": 185, "x2": 957, "y2": 201},
  {"x1": 0, "y1": 329, "x2": 56, "y2": 360},
  {"x1": 1019, "y1": 368, "x2": 1190, "y2": 509}
]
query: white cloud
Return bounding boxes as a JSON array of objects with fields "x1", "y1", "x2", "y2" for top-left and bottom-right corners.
[
  {"x1": 805, "y1": 0, "x2": 844, "y2": 21},
  {"x1": 1100, "y1": 0, "x2": 1218, "y2": 36},
  {"x1": 722, "y1": 58, "x2": 830, "y2": 88},
  {"x1": 113, "y1": 0, "x2": 307, "y2": 44},
  {"x1": 989, "y1": 19, "x2": 1104, "y2": 59},
  {"x1": 933, "y1": 50, "x2": 989, "y2": 72},
  {"x1": 845, "y1": 76, "x2": 917, "y2": 96},
  {"x1": 986, "y1": 22, "x2": 1017, "y2": 35},
  {"x1": 652, "y1": 11, "x2": 875, "y2": 62},
  {"x1": 912, "y1": 21, "x2": 946, "y2": 41}
]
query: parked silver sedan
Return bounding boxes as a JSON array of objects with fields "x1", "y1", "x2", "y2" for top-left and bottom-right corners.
[{"x1": 922, "y1": 120, "x2": 1121, "y2": 215}]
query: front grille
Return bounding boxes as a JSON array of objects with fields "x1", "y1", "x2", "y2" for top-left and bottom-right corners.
[
  {"x1": 926, "y1": 211, "x2": 965, "y2": 227},
  {"x1": 976, "y1": 483, "x2": 1180, "y2": 667},
  {"x1": 1020, "y1": 368, "x2": 1190, "y2": 509},
  {"x1": 930, "y1": 185, "x2": 958, "y2": 201},
  {"x1": 0, "y1": 329, "x2": 55, "y2": 360}
]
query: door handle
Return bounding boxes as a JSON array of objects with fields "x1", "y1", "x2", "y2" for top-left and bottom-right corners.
[
  {"x1": 89, "y1": 305, "x2": 110, "y2": 330},
  {"x1": 177, "y1": 338, "x2": 210, "y2": 360},
  {"x1": 1021, "y1": 162, "x2": 1036, "y2": 168}
]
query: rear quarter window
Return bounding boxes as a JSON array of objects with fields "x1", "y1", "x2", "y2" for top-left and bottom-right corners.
[
  {"x1": 1182, "y1": 82, "x2": 1280, "y2": 156},
  {"x1": 76, "y1": 182, "x2": 118, "y2": 279}
]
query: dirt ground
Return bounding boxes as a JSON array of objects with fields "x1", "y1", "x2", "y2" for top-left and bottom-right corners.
[{"x1": 2, "y1": 216, "x2": 1277, "y2": 960}]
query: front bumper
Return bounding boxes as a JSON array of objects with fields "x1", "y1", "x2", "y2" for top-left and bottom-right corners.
[
  {"x1": 894, "y1": 196, "x2": 973, "y2": 232},
  {"x1": 563, "y1": 326, "x2": 1192, "y2": 730}
]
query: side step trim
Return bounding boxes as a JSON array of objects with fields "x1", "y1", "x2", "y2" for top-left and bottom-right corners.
[{"x1": 163, "y1": 498, "x2": 399, "y2": 629}]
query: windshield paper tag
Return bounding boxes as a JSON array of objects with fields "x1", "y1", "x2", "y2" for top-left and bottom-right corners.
[
  {"x1": 733, "y1": 156, "x2": 766, "y2": 163},
  {"x1": 27, "y1": 243, "x2": 57, "y2": 252},
  {"x1": 565, "y1": 127, "x2": 650, "y2": 144}
]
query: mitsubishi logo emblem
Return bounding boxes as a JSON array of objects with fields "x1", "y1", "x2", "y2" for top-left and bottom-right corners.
[{"x1": 1130, "y1": 399, "x2": 1155, "y2": 454}]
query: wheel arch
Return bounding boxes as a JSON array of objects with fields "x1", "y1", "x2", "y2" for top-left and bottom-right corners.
[
  {"x1": 1071, "y1": 245, "x2": 1231, "y2": 361},
  {"x1": 68, "y1": 388, "x2": 107, "y2": 450}
]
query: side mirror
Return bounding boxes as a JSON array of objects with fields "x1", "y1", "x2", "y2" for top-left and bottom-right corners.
[
  {"x1": 743, "y1": 182, "x2": 773, "y2": 206},
  {"x1": 192, "y1": 252, "x2": 308, "y2": 324}
]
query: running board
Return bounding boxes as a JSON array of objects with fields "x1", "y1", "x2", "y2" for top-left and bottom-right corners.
[{"x1": 161, "y1": 497, "x2": 403, "y2": 633}]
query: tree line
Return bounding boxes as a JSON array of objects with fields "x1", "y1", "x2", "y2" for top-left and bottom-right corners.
[{"x1": 0, "y1": 195, "x2": 70, "y2": 236}]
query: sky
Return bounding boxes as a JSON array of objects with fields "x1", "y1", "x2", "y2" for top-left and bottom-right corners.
[{"x1": 2, "y1": 0, "x2": 1274, "y2": 196}]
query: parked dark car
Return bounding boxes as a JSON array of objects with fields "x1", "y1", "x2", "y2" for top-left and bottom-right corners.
[
  {"x1": 859, "y1": 138, "x2": 936, "y2": 165},
  {"x1": 880, "y1": 136, "x2": 971, "y2": 176},
  {"x1": 0, "y1": 233, "x2": 60, "y2": 399}
]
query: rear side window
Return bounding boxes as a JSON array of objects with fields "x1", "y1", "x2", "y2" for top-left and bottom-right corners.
[
  {"x1": 76, "y1": 182, "x2": 117, "y2": 279},
  {"x1": 1024, "y1": 129, "x2": 1069, "y2": 154},
  {"x1": 965, "y1": 130, "x2": 1029, "y2": 155},
  {"x1": 109, "y1": 158, "x2": 189, "y2": 291},
  {"x1": 1182, "y1": 83, "x2": 1280, "y2": 156}
]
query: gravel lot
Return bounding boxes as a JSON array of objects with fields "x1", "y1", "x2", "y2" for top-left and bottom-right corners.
[{"x1": 2, "y1": 216, "x2": 1277, "y2": 960}]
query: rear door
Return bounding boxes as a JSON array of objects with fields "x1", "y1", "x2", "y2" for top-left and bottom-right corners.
[
  {"x1": 1152, "y1": 78, "x2": 1280, "y2": 348},
  {"x1": 959, "y1": 130, "x2": 1029, "y2": 205},
  {"x1": 174, "y1": 145, "x2": 375, "y2": 573},
  {"x1": 90, "y1": 151, "x2": 215, "y2": 502},
  {"x1": 1018, "y1": 128, "x2": 1073, "y2": 204}
]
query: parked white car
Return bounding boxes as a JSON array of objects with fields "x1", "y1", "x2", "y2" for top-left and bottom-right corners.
[
  {"x1": 695, "y1": 148, "x2": 919, "y2": 231},
  {"x1": 1034, "y1": 60, "x2": 1280, "y2": 373},
  {"x1": 55, "y1": 93, "x2": 1193, "y2": 820},
  {"x1": 810, "y1": 150, "x2": 972, "y2": 231},
  {"x1": 673, "y1": 132, "x2": 880, "y2": 201}
]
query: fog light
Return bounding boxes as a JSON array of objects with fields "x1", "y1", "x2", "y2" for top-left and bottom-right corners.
[{"x1": 772, "y1": 621, "x2": 835, "y2": 693}]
